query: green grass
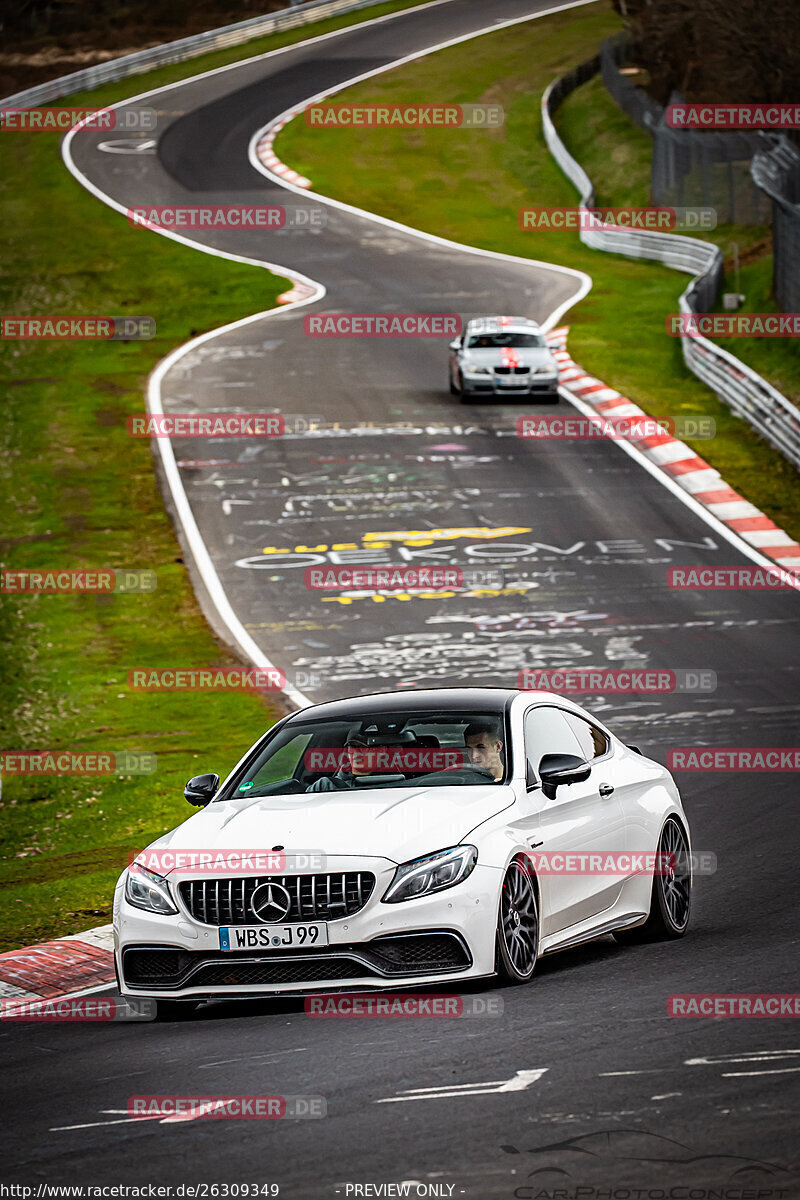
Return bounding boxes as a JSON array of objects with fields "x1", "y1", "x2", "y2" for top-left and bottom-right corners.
[
  {"x1": 0, "y1": 145, "x2": 288, "y2": 951},
  {"x1": 277, "y1": 4, "x2": 799, "y2": 536},
  {"x1": 0, "y1": 0, "x2": 442, "y2": 953}
]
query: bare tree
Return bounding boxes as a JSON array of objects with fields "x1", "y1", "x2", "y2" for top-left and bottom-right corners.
[{"x1": 611, "y1": 0, "x2": 800, "y2": 105}]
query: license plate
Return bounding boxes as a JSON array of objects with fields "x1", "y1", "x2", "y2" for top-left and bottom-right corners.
[
  {"x1": 498, "y1": 376, "x2": 526, "y2": 387},
  {"x1": 219, "y1": 924, "x2": 328, "y2": 951}
]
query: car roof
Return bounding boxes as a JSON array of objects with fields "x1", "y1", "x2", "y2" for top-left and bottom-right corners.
[
  {"x1": 464, "y1": 316, "x2": 542, "y2": 332},
  {"x1": 287, "y1": 687, "x2": 519, "y2": 722}
]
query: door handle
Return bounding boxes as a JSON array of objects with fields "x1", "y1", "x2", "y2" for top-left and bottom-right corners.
[{"x1": 598, "y1": 782, "x2": 615, "y2": 797}]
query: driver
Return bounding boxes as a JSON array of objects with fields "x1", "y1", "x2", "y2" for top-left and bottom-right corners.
[
  {"x1": 306, "y1": 735, "x2": 385, "y2": 792},
  {"x1": 464, "y1": 721, "x2": 505, "y2": 781}
]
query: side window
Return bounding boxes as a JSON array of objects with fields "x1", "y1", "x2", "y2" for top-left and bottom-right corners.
[
  {"x1": 564, "y1": 714, "x2": 610, "y2": 761},
  {"x1": 524, "y1": 706, "x2": 584, "y2": 779}
]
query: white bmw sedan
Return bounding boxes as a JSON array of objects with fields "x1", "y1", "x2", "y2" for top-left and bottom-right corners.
[
  {"x1": 448, "y1": 316, "x2": 560, "y2": 400},
  {"x1": 114, "y1": 689, "x2": 691, "y2": 1015}
]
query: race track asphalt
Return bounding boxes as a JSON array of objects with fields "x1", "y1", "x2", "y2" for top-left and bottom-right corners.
[{"x1": 3, "y1": 0, "x2": 798, "y2": 1192}]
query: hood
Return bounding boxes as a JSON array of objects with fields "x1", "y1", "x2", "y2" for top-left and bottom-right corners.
[{"x1": 142, "y1": 784, "x2": 515, "y2": 872}]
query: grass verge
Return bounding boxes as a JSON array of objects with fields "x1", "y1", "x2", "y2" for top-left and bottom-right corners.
[
  {"x1": 276, "y1": 4, "x2": 799, "y2": 536},
  {"x1": 0, "y1": 0, "x2": 440, "y2": 953}
]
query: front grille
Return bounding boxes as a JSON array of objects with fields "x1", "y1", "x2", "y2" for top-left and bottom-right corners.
[
  {"x1": 122, "y1": 932, "x2": 471, "y2": 990},
  {"x1": 178, "y1": 873, "x2": 375, "y2": 926},
  {"x1": 494, "y1": 366, "x2": 530, "y2": 375}
]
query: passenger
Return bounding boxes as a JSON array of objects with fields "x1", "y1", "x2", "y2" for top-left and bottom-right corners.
[{"x1": 463, "y1": 721, "x2": 505, "y2": 781}]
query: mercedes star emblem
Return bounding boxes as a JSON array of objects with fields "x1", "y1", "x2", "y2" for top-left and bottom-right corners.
[{"x1": 250, "y1": 881, "x2": 292, "y2": 923}]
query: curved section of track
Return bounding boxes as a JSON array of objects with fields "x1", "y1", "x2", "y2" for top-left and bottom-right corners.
[{"x1": 4, "y1": 0, "x2": 795, "y2": 1191}]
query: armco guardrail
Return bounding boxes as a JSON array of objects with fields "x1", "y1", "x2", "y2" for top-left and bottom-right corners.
[
  {"x1": 751, "y1": 134, "x2": 800, "y2": 314},
  {"x1": 0, "y1": 0, "x2": 402, "y2": 109},
  {"x1": 541, "y1": 63, "x2": 800, "y2": 470}
]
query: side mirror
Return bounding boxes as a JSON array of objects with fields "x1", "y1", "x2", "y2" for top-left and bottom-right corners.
[
  {"x1": 538, "y1": 753, "x2": 591, "y2": 794},
  {"x1": 184, "y1": 773, "x2": 220, "y2": 807},
  {"x1": 449, "y1": 339, "x2": 462, "y2": 351}
]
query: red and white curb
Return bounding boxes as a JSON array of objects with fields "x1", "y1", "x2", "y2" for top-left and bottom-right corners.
[
  {"x1": 254, "y1": 112, "x2": 317, "y2": 305},
  {"x1": 547, "y1": 327, "x2": 800, "y2": 573},
  {"x1": 255, "y1": 110, "x2": 312, "y2": 191},
  {"x1": 276, "y1": 280, "x2": 319, "y2": 304},
  {"x1": 4, "y1": 331, "x2": 796, "y2": 1002},
  {"x1": 0, "y1": 924, "x2": 115, "y2": 1007}
]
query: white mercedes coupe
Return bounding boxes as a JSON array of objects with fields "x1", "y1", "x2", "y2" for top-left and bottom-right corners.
[{"x1": 114, "y1": 688, "x2": 692, "y2": 1015}]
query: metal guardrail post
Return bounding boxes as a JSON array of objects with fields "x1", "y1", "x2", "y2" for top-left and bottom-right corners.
[{"x1": 0, "y1": 0, "x2": 400, "y2": 108}]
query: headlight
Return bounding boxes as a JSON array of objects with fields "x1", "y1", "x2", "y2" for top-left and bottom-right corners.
[
  {"x1": 532, "y1": 365, "x2": 556, "y2": 375},
  {"x1": 464, "y1": 365, "x2": 492, "y2": 375},
  {"x1": 382, "y1": 845, "x2": 477, "y2": 903},
  {"x1": 125, "y1": 864, "x2": 178, "y2": 915}
]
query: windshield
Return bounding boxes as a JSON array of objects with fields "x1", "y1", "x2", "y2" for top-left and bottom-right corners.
[
  {"x1": 226, "y1": 709, "x2": 509, "y2": 798},
  {"x1": 466, "y1": 332, "x2": 545, "y2": 349}
]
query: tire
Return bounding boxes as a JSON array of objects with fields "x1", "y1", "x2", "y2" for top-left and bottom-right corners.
[
  {"x1": 613, "y1": 816, "x2": 691, "y2": 944},
  {"x1": 153, "y1": 998, "x2": 200, "y2": 1021},
  {"x1": 495, "y1": 856, "x2": 539, "y2": 984},
  {"x1": 449, "y1": 373, "x2": 458, "y2": 395}
]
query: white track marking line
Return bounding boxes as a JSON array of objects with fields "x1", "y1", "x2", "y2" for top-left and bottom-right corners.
[
  {"x1": 247, "y1": 0, "x2": 598, "y2": 333},
  {"x1": 60, "y1": 0, "x2": 595, "y2": 714},
  {"x1": 61, "y1": 0, "x2": 796, "y2": 726},
  {"x1": 686, "y1": 1050, "x2": 800, "y2": 1065},
  {"x1": 377, "y1": 1067, "x2": 548, "y2": 1101},
  {"x1": 723, "y1": 1067, "x2": 800, "y2": 1077},
  {"x1": 251, "y1": 17, "x2": 800, "y2": 583}
]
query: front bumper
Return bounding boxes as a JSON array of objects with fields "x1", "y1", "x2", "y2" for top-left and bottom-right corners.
[
  {"x1": 114, "y1": 861, "x2": 500, "y2": 998},
  {"x1": 462, "y1": 375, "x2": 559, "y2": 397}
]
